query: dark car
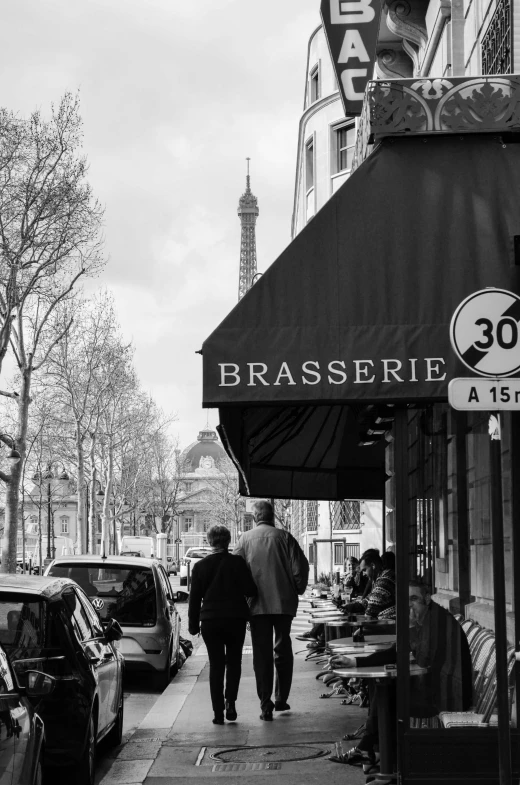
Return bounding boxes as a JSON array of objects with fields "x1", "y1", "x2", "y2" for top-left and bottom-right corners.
[
  {"x1": 0, "y1": 575, "x2": 124, "y2": 785},
  {"x1": 0, "y1": 639, "x2": 55, "y2": 785}
]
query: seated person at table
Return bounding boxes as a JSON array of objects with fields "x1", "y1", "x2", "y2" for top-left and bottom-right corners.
[
  {"x1": 302, "y1": 550, "x2": 395, "y2": 642},
  {"x1": 343, "y1": 549, "x2": 395, "y2": 618},
  {"x1": 344, "y1": 556, "x2": 370, "y2": 599},
  {"x1": 301, "y1": 557, "x2": 369, "y2": 641},
  {"x1": 328, "y1": 578, "x2": 472, "y2": 766}
]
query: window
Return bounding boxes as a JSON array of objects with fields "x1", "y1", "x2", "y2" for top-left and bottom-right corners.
[
  {"x1": 305, "y1": 140, "x2": 315, "y2": 221},
  {"x1": 306, "y1": 501, "x2": 319, "y2": 532},
  {"x1": 184, "y1": 482, "x2": 193, "y2": 492},
  {"x1": 481, "y1": 0, "x2": 511, "y2": 75},
  {"x1": 63, "y1": 590, "x2": 94, "y2": 642},
  {"x1": 76, "y1": 590, "x2": 104, "y2": 637},
  {"x1": 183, "y1": 516, "x2": 193, "y2": 532},
  {"x1": 310, "y1": 65, "x2": 320, "y2": 103},
  {"x1": 49, "y1": 564, "x2": 157, "y2": 627},
  {"x1": 308, "y1": 544, "x2": 315, "y2": 564},
  {"x1": 157, "y1": 566, "x2": 173, "y2": 602},
  {"x1": 306, "y1": 141, "x2": 314, "y2": 191},
  {"x1": 331, "y1": 500, "x2": 361, "y2": 530},
  {"x1": 334, "y1": 543, "x2": 344, "y2": 565},
  {"x1": 60, "y1": 516, "x2": 69, "y2": 534},
  {"x1": 336, "y1": 125, "x2": 356, "y2": 173},
  {"x1": 243, "y1": 515, "x2": 253, "y2": 532}
]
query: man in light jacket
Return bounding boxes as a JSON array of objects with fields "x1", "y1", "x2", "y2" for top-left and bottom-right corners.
[{"x1": 234, "y1": 500, "x2": 309, "y2": 721}]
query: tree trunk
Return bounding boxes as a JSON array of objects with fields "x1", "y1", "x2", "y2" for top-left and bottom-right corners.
[
  {"x1": 88, "y1": 434, "x2": 98, "y2": 555},
  {"x1": 1, "y1": 369, "x2": 32, "y2": 574},
  {"x1": 75, "y1": 430, "x2": 86, "y2": 553},
  {"x1": 100, "y1": 442, "x2": 113, "y2": 556}
]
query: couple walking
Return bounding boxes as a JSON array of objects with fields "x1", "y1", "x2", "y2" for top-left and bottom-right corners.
[{"x1": 188, "y1": 500, "x2": 309, "y2": 723}]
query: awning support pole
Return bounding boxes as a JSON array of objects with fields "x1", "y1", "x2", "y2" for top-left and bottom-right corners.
[{"x1": 489, "y1": 412, "x2": 513, "y2": 785}]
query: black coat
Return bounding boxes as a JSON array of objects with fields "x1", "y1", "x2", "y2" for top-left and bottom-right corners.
[{"x1": 188, "y1": 551, "x2": 257, "y2": 634}]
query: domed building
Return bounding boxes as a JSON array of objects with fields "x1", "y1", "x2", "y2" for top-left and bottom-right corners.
[
  {"x1": 169, "y1": 427, "x2": 252, "y2": 562},
  {"x1": 180, "y1": 427, "x2": 228, "y2": 473}
]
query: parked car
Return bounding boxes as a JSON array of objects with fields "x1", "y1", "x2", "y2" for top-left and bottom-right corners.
[
  {"x1": 45, "y1": 555, "x2": 182, "y2": 691},
  {"x1": 179, "y1": 547, "x2": 212, "y2": 586},
  {"x1": 0, "y1": 637, "x2": 54, "y2": 785},
  {"x1": 0, "y1": 574, "x2": 124, "y2": 785}
]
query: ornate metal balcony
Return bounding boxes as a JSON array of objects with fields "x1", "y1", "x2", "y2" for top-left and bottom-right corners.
[{"x1": 351, "y1": 74, "x2": 520, "y2": 173}]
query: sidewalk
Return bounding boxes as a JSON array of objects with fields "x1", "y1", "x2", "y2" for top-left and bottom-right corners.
[{"x1": 99, "y1": 632, "x2": 367, "y2": 785}]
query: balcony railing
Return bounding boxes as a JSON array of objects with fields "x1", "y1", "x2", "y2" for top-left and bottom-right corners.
[{"x1": 351, "y1": 74, "x2": 520, "y2": 173}]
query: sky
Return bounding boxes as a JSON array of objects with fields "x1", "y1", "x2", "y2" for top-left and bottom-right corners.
[{"x1": 2, "y1": 0, "x2": 321, "y2": 449}]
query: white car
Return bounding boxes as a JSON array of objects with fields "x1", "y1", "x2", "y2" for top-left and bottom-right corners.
[{"x1": 180, "y1": 547, "x2": 212, "y2": 585}]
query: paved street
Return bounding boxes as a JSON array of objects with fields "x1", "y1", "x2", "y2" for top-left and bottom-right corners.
[{"x1": 93, "y1": 594, "x2": 367, "y2": 785}]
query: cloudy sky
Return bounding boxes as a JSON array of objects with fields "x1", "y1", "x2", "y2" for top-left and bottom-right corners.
[{"x1": 3, "y1": 0, "x2": 320, "y2": 447}]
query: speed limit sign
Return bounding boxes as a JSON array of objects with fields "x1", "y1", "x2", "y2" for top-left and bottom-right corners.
[{"x1": 450, "y1": 288, "x2": 520, "y2": 378}]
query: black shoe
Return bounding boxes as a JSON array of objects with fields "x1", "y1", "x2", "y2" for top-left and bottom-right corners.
[
  {"x1": 274, "y1": 701, "x2": 290, "y2": 711},
  {"x1": 259, "y1": 710, "x2": 273, "y2": 721},
  {"x1": 212, "y1": 716, "x2": 225, "y2": 725},
  {"x1": 225, "y1": 701, "x2": 237, "y2": 721}
]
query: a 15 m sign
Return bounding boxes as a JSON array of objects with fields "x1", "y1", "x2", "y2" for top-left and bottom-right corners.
[{"x1": 320, "y1": 0, "x2": 381, "y2": 116}]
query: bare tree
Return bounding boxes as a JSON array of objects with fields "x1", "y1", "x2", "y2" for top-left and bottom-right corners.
[
  {"x1": 45, "y1": 292, "x2": 121, "y2": 553},
  {"x1": 202, "y1": 458, "x2": 244, "y2": 539},
  {"x1": 0, "y1": 94, "x2": 104, "y2": 573}
]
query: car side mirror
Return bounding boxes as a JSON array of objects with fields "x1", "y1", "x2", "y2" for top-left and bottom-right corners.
[
  {"x1": 176, "y1": 590, "x2": 188, "y2": 603},
  {"x1": 25, "y1": 670, "x2": 56, "y2": 697},
  {"x1": 103, "y1": 618, "x2": 123, "y2": 643}
]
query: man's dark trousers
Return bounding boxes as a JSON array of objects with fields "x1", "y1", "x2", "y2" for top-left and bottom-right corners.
[{"x1": 250, "y1": 614, "x2": 293, "y2": 712}]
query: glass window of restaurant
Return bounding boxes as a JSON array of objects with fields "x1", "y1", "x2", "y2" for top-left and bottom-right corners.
[{"x1": 388, "y1": 405, "x2": 520, "y2": 783}]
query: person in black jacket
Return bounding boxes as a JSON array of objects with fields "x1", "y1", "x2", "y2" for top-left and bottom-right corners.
[{"x1": 188, "y1": 524, "x2": 257, "y2": 724}]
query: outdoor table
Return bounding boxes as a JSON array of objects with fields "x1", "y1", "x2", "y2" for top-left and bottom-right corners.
[
  {"x1": 328, "y1": 633, "x2": 396, "y2": 649},
  {"x1": 310, "y1": 610, "x2": 343, "y2": 618},
  {"x1": 332, "y1": 663, "x2": 427, "y2": 781},
  {"x1": 322, "y1": 617, "x2": 352, "y2": 644}
]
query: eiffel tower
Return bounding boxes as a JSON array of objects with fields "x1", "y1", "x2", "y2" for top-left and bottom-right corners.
[{"x1": 237, "y1": 158, "x2": 259, "y2": 301}]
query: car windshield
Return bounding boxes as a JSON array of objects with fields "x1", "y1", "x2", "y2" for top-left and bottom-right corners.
[
  {"x1": 47, "y1": 563, "x2": 157, "y2": 627},
  {"x1": 186, "y1": 550, "x2": 210, "y2": 559}
]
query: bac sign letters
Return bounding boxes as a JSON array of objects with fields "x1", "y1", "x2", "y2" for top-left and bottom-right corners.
[{"x1": 320, "y1": 0, "x2": 382, "y2": 116}]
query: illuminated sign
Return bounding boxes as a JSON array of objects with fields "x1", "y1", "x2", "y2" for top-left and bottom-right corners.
[{"x1": 320, "y1": 0, "x2": 382, "y2": 116}]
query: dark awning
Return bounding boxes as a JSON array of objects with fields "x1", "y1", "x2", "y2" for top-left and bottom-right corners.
[
  {"x1": 202, "y1": 134, "x2": 520, "y2": 499},
  {"x1": 218, "y1": 405, "x2": 386, "y2": 500}
]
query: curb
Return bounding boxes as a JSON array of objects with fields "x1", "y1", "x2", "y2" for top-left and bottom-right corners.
[{"x1": 99, "y1": 654, "x2": 208, "y2": 785}]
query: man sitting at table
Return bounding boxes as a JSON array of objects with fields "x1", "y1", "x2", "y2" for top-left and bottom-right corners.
[
  {"x1": 328, "y1": 578, "x2": 472, "y2": 766},
  {"x1": 301, "y1": 549, "x2": 395, "y2": 643}
]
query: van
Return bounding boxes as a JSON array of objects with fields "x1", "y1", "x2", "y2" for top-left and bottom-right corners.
[{"x1": 120, "y1": 535, "x2": 155, "y2": 558}]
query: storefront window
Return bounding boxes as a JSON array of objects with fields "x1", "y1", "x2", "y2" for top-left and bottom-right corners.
[{"x1": 397, "y1": 405, "x2": 516, "y2": 744}]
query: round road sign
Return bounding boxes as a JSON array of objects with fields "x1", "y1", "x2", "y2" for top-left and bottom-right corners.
[{"x1": 450, "y1": 288, "x2": 520, "y2": 378}]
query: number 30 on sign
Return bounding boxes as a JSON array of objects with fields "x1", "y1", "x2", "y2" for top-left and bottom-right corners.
[{"x1": 450, "y1": 288, "x2": 520, "y2": 378}]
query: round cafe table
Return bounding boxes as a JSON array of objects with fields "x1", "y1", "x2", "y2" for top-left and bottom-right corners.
[
  {"x1": 329, "y1": 634, "x2": 395, "y2": 649},
  {"x1": 332, "y1": 663, "x2": 427, "y2": 781}
]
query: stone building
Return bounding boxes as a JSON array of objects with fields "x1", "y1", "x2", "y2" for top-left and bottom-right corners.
[{"x1": 168, "y1": 427, "x2": 250, "y2": 562}]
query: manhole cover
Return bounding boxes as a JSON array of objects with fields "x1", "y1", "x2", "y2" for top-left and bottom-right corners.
[
  {"x1": 212, "y1": 744, "x2": 330, "y2": 763},
  {"x1": 213, "y1": 763, "x2": 281, "y2": 772}
]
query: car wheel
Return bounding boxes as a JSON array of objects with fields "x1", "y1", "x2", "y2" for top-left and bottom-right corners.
[
  {"x1": 106, "y1": 689, "x2": 124, "y2": 747},
  {"x1": 77, "y1": 712, "x2": 96, "y2": 785},
  {"x1": 154, "y1": 646, "x2": 172, "y2": 692},
  {"x1": 179, "y1": 576, "x2": 187, "y2": 586}
]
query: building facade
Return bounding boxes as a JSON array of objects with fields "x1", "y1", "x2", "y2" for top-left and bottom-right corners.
[{"x1": 168, "y1": 427, "x2": 250, "y2": 562}]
